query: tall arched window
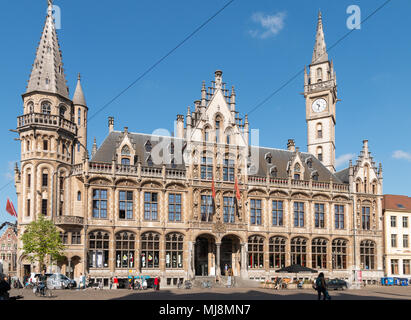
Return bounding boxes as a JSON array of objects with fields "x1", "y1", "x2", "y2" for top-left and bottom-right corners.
[
  {"x1": 332, "y1": 239, "x2": 347, "y2": 270},
  {"x1": 27, "y1": 102, "x2": 34, "y2": 114},
  {"x1": 248, "y1": 235, "x2": 264, "y2": 269},
  {"x1": 165, "y1": 233, "x2": 184, "y2": 269},
  {"x1": 201, "y1": 153, "x2": 213, "y2": 180},
  {"x1": 59, "y1": 105, "x2": 66, "y2": 118},
  {"x1": 317, "y1": 68, "x2": 323, "y2": 82},
  {"x1": 269, "y1": 237, "x2": 286, "y2": 269},
  {"x1": 141, "y1": 232, "x2": 160, "y2": 269},
  {"x1": 312, "y1": 238, "x2": 327, "y2": 269},
  {"x1": 317, "y1": 123, "x2": 323, "y2": 138},
  {"x1": 77, "y1": 191, "x2": 81, "y2": 201},
  {"x1": 215, "y1": 116, "x2": 222, "y2": 143},
  {"x1": 291, "y1": 237, "x2": 307, "y2": 266},
  {"x1": 225, "y1": 128, "x2": 232, "y2": 145},
  {"x1": 317, "y1": 147, "x2": 323, "y2": 162},
  {"x1": 223, "y1": 154, "x2": 234, "y2": 182},
  {"x1": 88, "y1": 231, "x2": 110, "y2": 268},
  {"x1": 204, "y1": 126, "x2": 210, "y2": 142},
  {"x1": 41, "y1": 101, "x2": 51, "y2": 114},
  {"x1": 115, "y1": 232, "x2": 135, "y2": 269},
  {"x1": 360, "y1": 240, "x2": 375, "y2": 270}
]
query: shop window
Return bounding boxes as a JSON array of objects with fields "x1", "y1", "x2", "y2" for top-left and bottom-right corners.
[
  {"x1": 360, "y1": 240, "x2": 375, "y2": 270},
  {"x1": 312, "y1": 238, "x2": 327, "y2": 269},
  {"x1": 141, "y1": 232, "x2": 160, "y2": 269},
  {"x1": 248, "y1": 236, "x2": 264, "y2": 269},
  {"x1": 165, "y1": 233, "x2": 184, "y2": 269},
  {"x1": 115, "y1": 232, "x2": 135, "y2": 269},
  {"x1": 291, "y1": 237, "x2": 307, "y2": 266},
  {"x1": 88, "y1": 231, "x2": 110, "y2": 268},
  {"x1": 269, "y1": 237, "x2": 286, "y2": 269}
]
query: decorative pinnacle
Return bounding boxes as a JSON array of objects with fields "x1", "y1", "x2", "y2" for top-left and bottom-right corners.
[{"x1": 78, "y1": 73, "x2": 81, "y2": 81}]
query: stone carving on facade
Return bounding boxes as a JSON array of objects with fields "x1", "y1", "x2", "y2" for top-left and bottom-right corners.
[
  {"x1": 213, "y1": 220, "x2": 226, "y2": 234},
  {"x1": 193, "y1": 165, "x2": 198, "y2": 179}
]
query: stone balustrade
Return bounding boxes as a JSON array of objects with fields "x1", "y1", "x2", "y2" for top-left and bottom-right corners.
[
  {"x1": 54, "y1": 215, "x2": 84, "y2": 226},
  {"x1": 17, "y1": 113, "x2": 77, "y2": 135}
]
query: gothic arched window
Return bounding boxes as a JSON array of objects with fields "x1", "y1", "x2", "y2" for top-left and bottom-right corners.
[
  {"x1": 269, "y1": 237, "x2": 286, "y2": 269},
  {"x1": 88, "y1": 231, "x2": 110, "y2": 268},
  {"x1": 248, "y1": 235, "x2": 265, "y2": 269},
  {"x1": 41, "y1": 101, "x2": 51, "y2": 114},
  {"x1": 332, "y1": 239, "x2": 347, "y2": 270},
  {"x1": 291, "y1": 237, "x2": 307, "y2": 266}
]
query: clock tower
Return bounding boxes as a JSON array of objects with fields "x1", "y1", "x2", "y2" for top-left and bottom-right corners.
[{"x1": 304, "y1": 11, "x2": 338, "y2": 173}]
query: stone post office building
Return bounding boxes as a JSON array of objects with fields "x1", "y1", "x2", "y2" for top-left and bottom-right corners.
[{"x1": 14, "y1": 4, "x2": 384, "y2": 286}]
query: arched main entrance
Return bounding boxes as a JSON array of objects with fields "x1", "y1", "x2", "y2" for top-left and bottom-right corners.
[
  {"x1": 194, "y1": 234, "x2": 216, "y2": 276},
  {"x1": 220, "y1": 235, "x2": 241, "y2": 276}
]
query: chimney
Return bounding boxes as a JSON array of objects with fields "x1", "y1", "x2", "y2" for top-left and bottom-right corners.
[
  {"x1": 287, "y1": 139, "x2": 296, "y2": 152},
  {"x1": 176, "y1": 114, "x2": 184, "y2": 138},
  {"x1": 108, "y1": 117, "x2": 114, "y2": 132}
]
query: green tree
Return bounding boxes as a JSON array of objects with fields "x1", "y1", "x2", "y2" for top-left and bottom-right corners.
[{"x1": 21, "y1": 216, "x2": 65, "y2": 270}]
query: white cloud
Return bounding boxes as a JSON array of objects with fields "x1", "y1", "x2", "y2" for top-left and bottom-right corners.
[
  {"x1": 249, "y1": 11, "x2": 286, "y2": 39},
  {"x1": 335, "y1": 153, "x2": 356, "y2": 169},
  {"x1": 393, "y1": 150, "x2": 411, "y2": 162}
]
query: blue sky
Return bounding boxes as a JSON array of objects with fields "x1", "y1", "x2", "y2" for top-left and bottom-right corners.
[{"x1": 0, "y1": 0, "x2": 410, "y2": 224}]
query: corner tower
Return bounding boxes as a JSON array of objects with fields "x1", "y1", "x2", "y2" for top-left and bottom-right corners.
[
  {"x1": 16, "y1": 1, "x2": 76, "y2": 225},
  {"x1": 304, "y1": 11, "x2": 338, "y2": 173}
]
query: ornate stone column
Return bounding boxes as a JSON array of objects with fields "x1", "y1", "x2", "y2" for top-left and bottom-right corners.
[{"x1": 216, "y1": 242, "x2": 221, "y2": 276}]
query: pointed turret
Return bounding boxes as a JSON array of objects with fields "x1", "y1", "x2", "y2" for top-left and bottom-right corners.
[
  {"x1": 26, "y1": 0, "x2": 69, "y2": 98},
  {"x1": 91, "y1": 138, "x2": 98, "y2": 158},
  {"x1": 73, "y1": 73, "x2": 87, "y2": 107},
  {"x1": 312, "y1": 11, "x2": 328, "y2": 65}
]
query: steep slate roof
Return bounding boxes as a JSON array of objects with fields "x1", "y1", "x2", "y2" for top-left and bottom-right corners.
[
  {"x1": 26, "y1": 4, "x2": 69, "y2": 98},
  {"x1": 251, "y1": 146, "x2": 343, "y2": 183},
  {"x1": 92, "y1": 131, "x2": 344, "y2": 183},
  {"x1": 335, "y1": 168, "x2": 350, "y2": 184},
  {"x1": 92, "y1": 131, "x2": 186, "y2": 169}
]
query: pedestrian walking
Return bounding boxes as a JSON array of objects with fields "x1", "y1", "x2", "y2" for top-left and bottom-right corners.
[
  {"x1": 157, "y1": 277, "x2": 161, "y2": 291},
  {"x1": 315, "y1": 272, "x2": 331, "y2": 300},
  {"x1": 113, "y1": 276, "x2": 118, "y2": 289},
  {"x1": 154, "y1": 277, "x2": 158, "y2": 291}
]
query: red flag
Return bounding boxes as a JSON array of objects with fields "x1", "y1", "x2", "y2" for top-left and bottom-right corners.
[
  {"x1": 211, "y1": 174, "x2": 216, "y2": 200},
  {"x1": 6, "y1": 198, "x2": 17, "y2": 218},
  {"x1": 234, "y1": 177, "x2": 241, "y2": 201}
]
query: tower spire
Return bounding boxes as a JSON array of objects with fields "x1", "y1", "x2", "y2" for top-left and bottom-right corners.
[
  {"x1": 26, "y1": 0, "x2": 69, "y2": 98},
  {"x1": 311, "y1": 10, "x2": 328, "y2": 65},
  {"x1": 73, "y1": 73, "x2": 87, "y2": 107}
]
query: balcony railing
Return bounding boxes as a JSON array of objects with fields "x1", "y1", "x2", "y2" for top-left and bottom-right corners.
[
  {"x1": 248, "y1": 176, "x2": 349, "y2": 193},
  {"x1": 54, "y1": 215, "x2": 84, "y2": 226},
  {"x1": 17, "y1": 113, "x2": 77, "y2": 135}
]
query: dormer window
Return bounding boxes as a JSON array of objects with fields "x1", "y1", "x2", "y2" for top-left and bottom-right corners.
[
  {"x1": 294, "y1": 174, "x2": 301, "y2": 180},
  {"x1": 265, "y1": 153, "x2": 272, "y2": 164},
  {"x1": 306, "y1": 158, "x2": 313, "y2": 169},
  {"x1": 121, "y1": 145, "x2": 131, "y2": 156},
  {"x1": 294, "y1": 163, "x2": 301, "y2": 172},
  {"x1": 121, "y1": 158, "x2": 130, "y2": 165},
  {"x1": 312, "y1": 172, "x2": 319, "y2": 181},
  {"x1": 270, "y1": 166, "x2": 277, "y2": 177},
  {"x1": 147, "y1": 155, "x2": 153, "y2": 166},
  {"x1": 145, "y1": 141, "x2": 152, "y2": 152}
]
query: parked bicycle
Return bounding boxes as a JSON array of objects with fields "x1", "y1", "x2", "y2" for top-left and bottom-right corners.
[{"x1": 177, "y1": 280, "x2": 192, "y2": 289}]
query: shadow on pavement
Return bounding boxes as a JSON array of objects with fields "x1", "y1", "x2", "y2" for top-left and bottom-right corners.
[{"x1": 110, "y1": 289, "x2": 401, "y2": 301}]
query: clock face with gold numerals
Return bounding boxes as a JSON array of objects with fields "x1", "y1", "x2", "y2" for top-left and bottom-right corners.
[{"x1": 312, "y1": 98, "x2": 327, "y2": 113}]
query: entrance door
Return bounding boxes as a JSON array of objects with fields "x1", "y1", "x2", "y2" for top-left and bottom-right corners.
[
  {"x1": 23, "y1": 265, "x2": 31, "y2": 276},
  {"x1": 220, "y1": 235, "x2": 241, "y2": 276},
  {"x1": 195, "y1": 237, "x2": 209, "y2": 276}
]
